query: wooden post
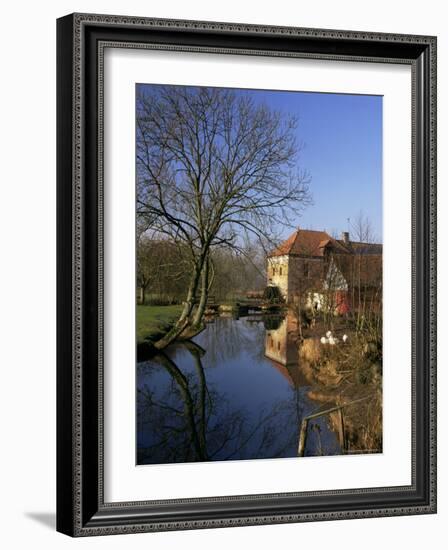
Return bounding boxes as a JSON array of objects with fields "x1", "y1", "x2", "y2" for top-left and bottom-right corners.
[
  {"x1": 298, "y1": 418, "x2": 309, "y2": 457},
  {"x1": 297, "y1": 395, "x2": 371, "y2": 457},
  {"x1": 338, "y1": 408, "x2": 346, "y2": 452}
]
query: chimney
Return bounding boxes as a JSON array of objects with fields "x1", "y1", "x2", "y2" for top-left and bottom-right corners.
[{"x1": 342, "y1": 231, "x2": 350, "y2": 244}]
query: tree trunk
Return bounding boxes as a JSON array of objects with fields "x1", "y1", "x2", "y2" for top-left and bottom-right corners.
[
  {"x1": 139, "y1": 285, "x2": 145, "y2": 305},
  {"x1": 192, "y1": 256, "x2": 209, "y2": 327},
  {"x1": 154, "y1": 254, "x2": 205, "y2": 350},
  {"x1": 153, "y1": 317, "x2": 190, "y2": 350},
  {"x1": 178, "y1": 259, "x2": 203, "y2": 323}
]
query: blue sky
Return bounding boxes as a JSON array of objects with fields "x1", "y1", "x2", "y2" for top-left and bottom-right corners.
[
  {"x1": 246, "y1": 88, "x2": 383, "y2": 242},
  {"x1": 138, "y1": 84, "x2": 383, "y2": 242}
]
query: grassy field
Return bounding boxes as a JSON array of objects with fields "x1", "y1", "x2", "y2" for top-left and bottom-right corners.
[{"x1": 136, "y1": 304, "x2": 183, "y2": 344}]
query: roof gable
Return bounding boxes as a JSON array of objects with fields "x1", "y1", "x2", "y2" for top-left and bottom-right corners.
[{"x1": 269, "y1": 229, "x2": 351, "y2": 258}]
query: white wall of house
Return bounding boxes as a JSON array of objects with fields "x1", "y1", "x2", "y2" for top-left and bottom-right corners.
[
  {"x1": 266, "y1": 255, "x2": 289, "y2": 298},
  {"x1": 324, "y1": 257, "x2": 349, "y2": 291},
  {"x1": 268, "y1": 254, "x2": 327, "y2": 303}
]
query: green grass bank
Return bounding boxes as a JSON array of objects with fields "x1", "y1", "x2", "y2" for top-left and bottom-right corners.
[{"x1": 137, "y1": 304, "x2": 183, "y2": 344}]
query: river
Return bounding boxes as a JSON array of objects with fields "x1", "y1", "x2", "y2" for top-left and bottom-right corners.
[{"x1": 137, "y1": 314, "x2": 341, "y2": 465}]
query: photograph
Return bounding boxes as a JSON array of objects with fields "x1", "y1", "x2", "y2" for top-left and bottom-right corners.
[{"x1": 135, "y1": 83, "x2": 383, "y2": 465}]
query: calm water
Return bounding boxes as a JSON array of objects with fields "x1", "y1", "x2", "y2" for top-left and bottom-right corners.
[{"x1": 137, "y1": 315, "x2": 341, "y2": 465}]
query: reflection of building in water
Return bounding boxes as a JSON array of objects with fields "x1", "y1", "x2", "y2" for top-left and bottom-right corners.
[
  {"x1": 265, "y1": 314, "x2": 310, "y2": 388},
  {"x1": 265, "y1": 315, "x2": 298, "y2": 366}
]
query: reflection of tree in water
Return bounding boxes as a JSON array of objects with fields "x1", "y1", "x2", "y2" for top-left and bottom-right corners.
[
  {"x1": 137, "y1": 341, "x2": 297, "y2": 464},
  {"x1": 262, "y1": 315, "x2": 284, "y2": 331},
  {"x1": 194, "y1": 317, "x2": 265, "y2": 367}
]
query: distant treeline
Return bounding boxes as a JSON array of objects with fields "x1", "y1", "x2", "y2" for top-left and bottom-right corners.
[{"x1": 137, "y1": 237, "x2": 265, "y2": 305}]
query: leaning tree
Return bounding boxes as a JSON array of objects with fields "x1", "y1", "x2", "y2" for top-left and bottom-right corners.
[{"x1": 136, "y1": 85, "x2": 311, "y2": 348}]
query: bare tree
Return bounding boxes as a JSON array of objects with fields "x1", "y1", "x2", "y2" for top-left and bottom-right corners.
[
  {"x1": 208, "y1": 245, "x2": 265, "y2": 302},
  {"x1": 136, "y1": 85, "x2": 311, "y2": 348},
  {"x1": 350, "y1": 211, "x2": 375, "y2": 244},
  {"x1": 136, "y1": 236, "x2": 190, "y2": 305},
  {"x1": 347, "y1": 212, "x2": 382, "y2": 335}
]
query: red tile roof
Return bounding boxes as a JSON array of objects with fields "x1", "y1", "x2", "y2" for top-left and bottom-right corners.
[
  {"x1": 333, "y1": 253, "x2": 383, "y2": 287},
  {"x1": 343, "y1": 241, "x2": 383, "y2": 255},
  {"x1": 268, "y1": 229, "x2": 351, "y2": 258}
]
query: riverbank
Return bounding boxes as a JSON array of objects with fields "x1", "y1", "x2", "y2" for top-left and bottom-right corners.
[
  {"x1": 298, "y1": 330, "x2": 382, "y2": 454},
  {"x1": 137, "y1": 304, "x2": 183, "y2": 344}
]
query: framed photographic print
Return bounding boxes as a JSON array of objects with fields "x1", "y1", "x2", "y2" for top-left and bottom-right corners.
[{"x1": 56, "y1": 13, "x2": 437, "y2": 536}]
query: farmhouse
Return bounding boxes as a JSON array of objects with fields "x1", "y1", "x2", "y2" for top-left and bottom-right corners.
[{"x1": 267, "y1": 228, "x2": 382, "y2": 313}]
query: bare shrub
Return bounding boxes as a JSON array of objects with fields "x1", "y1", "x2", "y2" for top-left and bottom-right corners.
[{"x1": 299, "y1": 338, "x2": 321, "y2": 364}]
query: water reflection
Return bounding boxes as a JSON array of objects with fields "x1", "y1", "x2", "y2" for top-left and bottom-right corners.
[
  {"x1": 137, "y1": 315, "x2": 340, "y2": 465},
  {"x1": 264, "y1": 315, "x2": 313, "y2": 389}
]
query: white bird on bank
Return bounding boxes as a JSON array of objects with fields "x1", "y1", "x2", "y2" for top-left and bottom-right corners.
[
  {"x1": 320, "y1": 336, "x2": 328, "y2": 345},
  {"x1": 326, "y1": 330, "x2": 332, "y2": 338},
  {"x1": 328, "y1": 336, "x2": 339, "y2": 345},
  {"x1": 342, "y1": 334, "x2": 348, "y2": 343}
]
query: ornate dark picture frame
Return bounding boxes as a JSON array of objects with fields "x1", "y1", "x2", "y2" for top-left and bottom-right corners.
[{"x1": 56, "y1": 13, "x2": 437, "y2": 537}]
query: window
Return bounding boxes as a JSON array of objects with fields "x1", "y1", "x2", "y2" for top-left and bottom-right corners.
[
  {"x1": 279, "y1": 267, "x2": 282, "y2": 276},
  {"x1": 303, "y1": 262, "x2": 309, "y2": 278}
]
